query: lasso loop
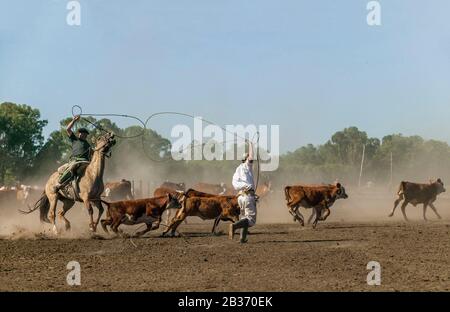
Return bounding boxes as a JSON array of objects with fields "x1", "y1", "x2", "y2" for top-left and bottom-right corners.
[
  {"x1": 70, "y1": 105, "x2": 263, "y2": 167},
  {"x1": 252, "y1": 131, "x2": 261, "y2": 191}
]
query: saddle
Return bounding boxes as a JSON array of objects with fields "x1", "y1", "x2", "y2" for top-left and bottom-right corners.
[{"x1": 58, "y1": 163, "x2": 89, "y2": 201}]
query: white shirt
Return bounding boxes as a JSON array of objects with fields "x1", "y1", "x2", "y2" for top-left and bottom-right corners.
[{"x1": 232, "y1": 161, "x2": 255, "y2": 192}]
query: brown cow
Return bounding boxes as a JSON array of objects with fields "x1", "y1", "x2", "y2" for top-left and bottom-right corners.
[
  {"x1": 160, "y1": 181, "x2": 185, "y2": 192},
  {"x1": 183, "y1": 189, "x2": 240, "y2": 233},
  {"x1": 162, "y1": 189, "x2": 240, "y2": 237},
  {"x1": 284, "y1": 183, "x2": 348, "y2": 228},
  {"x1": 153, "y1": 187, "x2": 186, "y2": 225},
  {"x1": 103, "y1": 179, "x2": 134, "y2": 201},
  {"x1": 192, "y1": 182, "x2": 228, "y2": 195},
  {"x1": 389, "y1": 179, "x2": 446, "y2": 221},
  {"x1": 198, "y1": 180, "x2": 272, "y2": 198},
  {"x1": 100, "y1": 194, "x2": 181, "y2": 237}
]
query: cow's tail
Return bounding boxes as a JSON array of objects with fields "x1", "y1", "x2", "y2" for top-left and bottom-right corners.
[
  {"x1": 284, "y1": 186, "x2": 292, "y2": 204},
  {"x1": 18, "y1": 192, "x2": 51, "y2": 224},
  {"x1": 397, "y1": 181, "x2": 406, "y2": 196}
]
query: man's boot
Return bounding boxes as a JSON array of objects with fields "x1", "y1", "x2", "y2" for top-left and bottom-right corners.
[
  {"x1": 229, "y1": 218, "x2": 249, "y2": 240},
  {"x1": 240, "y1": 224, "x2": 249, "y2": 244},
  {"x1": 53, "y1": 171, "x2": 72, "y2": 193}
]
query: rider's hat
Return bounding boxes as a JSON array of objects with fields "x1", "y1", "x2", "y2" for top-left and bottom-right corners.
[{"x1": 77, "y1": 128, "x2": 90, "y2": 135}]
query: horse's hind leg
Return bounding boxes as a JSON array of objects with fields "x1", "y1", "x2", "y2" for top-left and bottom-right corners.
[
  {"x1": 48, "y1": 195, "x2": 59, "y2": 234},
  {"x1": 58, "y1": 199, "x2": 75, "y2": 231}
]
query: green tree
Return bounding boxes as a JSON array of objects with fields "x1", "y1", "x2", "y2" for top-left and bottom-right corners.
[{"x1": 0, "y1": 102, "x2": 47, "y2": 185}]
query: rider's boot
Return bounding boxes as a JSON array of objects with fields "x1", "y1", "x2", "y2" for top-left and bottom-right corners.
[{"x1": 53, "y1": 171, "x2": 73, "y2": 193}]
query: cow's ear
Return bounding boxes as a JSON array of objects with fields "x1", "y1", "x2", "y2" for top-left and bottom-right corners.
[
  {"x1": 336, "y1": 183, "x2": 341, "y2": 188},
  {"x1": 437, "y1": 178, "x2": 442, "y2": 183}
]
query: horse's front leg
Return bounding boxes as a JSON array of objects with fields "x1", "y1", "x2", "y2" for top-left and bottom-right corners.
[
  {"x1": 82, "y1": 199, "x2": 95, "y2": 232},
  {"x1": 92, "y1": 200, "x2": 104, "y2": 232}
]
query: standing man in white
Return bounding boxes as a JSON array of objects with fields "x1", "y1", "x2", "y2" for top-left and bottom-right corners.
[{"x1": 230, "y1": 141, "x2": 257, "y2": 244}]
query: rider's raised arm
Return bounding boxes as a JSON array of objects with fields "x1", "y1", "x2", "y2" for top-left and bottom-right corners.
[{"x1": 66, "y1": 115, "x2": 80, "y2": 137}]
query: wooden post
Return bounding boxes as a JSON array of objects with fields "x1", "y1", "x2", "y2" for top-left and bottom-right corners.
[{"x1": 389, "y1": 152, "x2": 393, "y2": 188}]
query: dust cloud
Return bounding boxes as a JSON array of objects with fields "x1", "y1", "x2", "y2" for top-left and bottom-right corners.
[{"x1": 2, "y1": 149, "x2": 450, "y2": 239}]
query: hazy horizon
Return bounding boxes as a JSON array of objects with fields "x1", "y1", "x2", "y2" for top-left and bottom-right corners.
[{"x1": 2, "y1": 0, "x2": 450, "y2": 153}]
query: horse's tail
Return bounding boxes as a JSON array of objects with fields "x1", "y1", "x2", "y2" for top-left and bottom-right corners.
[
  {"x1": 100, "y1": 199, "x2": 110, "y2": 208},
  {"x1": 18, "y1": 192, "x2": 51, "y2": 223}
]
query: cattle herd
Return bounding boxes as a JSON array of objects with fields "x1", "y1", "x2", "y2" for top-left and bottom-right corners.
[{"x1": 0, "y1": 177, "x2": 447, "y2": 238}]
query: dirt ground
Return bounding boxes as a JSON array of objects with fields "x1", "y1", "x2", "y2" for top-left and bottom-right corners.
[
  {"x1": 1, "y1": 220, "x2": 450, "y2": 291},
  {"x1": 1, "y1": 190, "x2": 450, "y2": 291}
]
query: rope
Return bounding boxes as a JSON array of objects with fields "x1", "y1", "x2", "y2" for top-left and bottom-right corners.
[
  {"x1": 70, "y1": 105, "x2": 262, "y2": 187},
  {"x1": 252, "y1": 131, "x2": 261, "y2": 191}
]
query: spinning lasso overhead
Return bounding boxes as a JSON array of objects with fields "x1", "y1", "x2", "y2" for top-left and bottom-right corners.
[{"x1": 71, "y1": 105, "x2": 262, "y2": 190}]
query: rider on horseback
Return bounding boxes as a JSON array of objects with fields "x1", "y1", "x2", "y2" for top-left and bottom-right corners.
[{"x1": 53, "y1": 115, "x2": 92, "y2": 193}]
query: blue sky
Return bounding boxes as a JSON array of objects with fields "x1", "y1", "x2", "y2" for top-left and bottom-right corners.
[{"x1": 1, "y1": 0, "x2": 450, "y2": 152}]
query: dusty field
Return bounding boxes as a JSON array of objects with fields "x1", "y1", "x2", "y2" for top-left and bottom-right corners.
[
  {"x1": 1, "y1": 220, "x2": 450, "y2": 292},
  {"x1": 1, "y1": 190, "x2": 450, "y2": 292}
]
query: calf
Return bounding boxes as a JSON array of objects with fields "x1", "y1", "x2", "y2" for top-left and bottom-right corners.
[
  {"x1": 160, "y1": 181, "x2": 185, "y2": 192},
  {"x1": 100, "y1": 194, "x2": 181, "y2": 237},
  {"x1": 103, "y1": 179, "x2": 134, "y2": 201},
  {"x1": 284, "y1": 183, "x2": 348, "y2": 228},
  {"x1": 389, "y1": 179, "x2": 446, "y2": 221},
  {"x1": 192, "y1": 182, "x2": 228, "y2": 195},
  {"x1": 153, "y1": 187, "x2": 186, "y2": 225},
  {"x1": 183, "y1": 189, "x2": 240, "y2": 233},
  {"x1": 162, "y1": 190, "x2": 240, "y2": 236}
]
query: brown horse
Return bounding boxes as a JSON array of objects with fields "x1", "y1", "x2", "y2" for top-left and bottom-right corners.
[{"x1": 21, "y1": 132, "x2": 116, "y2": 234}]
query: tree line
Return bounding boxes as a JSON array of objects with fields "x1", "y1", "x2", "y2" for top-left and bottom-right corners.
[{"x1": 1, "y1": 102, "x2": 449, "y2": 188}]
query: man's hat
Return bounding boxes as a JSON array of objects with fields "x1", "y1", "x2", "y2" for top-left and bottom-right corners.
[
  {"x1": 242, "y1": 152, "x2": 249, "y2": 161},
  {"x1": 77, "y1": 128, "x2": 90, "y2": 135}
]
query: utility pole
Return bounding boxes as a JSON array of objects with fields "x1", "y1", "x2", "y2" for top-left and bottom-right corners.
[
  {"x1": 358, "y1": 144, "x2": 366, "y2": 188},
  {"x1": 389, "y1": 151, "x2": 393, "y2": 188}
]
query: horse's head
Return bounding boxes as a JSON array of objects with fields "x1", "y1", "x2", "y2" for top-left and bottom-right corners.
[{"x1": 95, "y1": 132, "x2": 116, "y2": 156}]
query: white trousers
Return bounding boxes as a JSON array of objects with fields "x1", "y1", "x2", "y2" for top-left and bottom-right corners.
[{"x1": 238, "y1": 194, "x2": 257, "y2": 227}]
